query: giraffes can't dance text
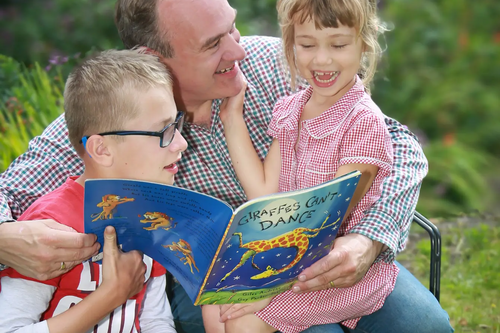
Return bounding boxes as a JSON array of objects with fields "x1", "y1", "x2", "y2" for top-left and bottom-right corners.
[{"x1": 220, "y1": 215, "x2": 339, "y2": 282}]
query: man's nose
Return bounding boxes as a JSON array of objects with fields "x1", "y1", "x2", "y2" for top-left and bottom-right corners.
[{"x1": 222, "y1": 30, "x2": 246, "y2": 61}]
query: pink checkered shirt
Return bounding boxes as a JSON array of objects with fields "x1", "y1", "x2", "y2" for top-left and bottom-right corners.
[{"x1": 255, "y1": 78, "x2": 399, "y2": 332}]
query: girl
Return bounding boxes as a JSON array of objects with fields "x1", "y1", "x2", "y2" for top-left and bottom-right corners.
[{"x1": 204, "y1": 0, "x2": 398, "y2": 332}]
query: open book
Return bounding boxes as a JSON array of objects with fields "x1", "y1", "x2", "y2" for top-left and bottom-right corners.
[{"x1": 83, "y1": 170, "x2": 360, "y2": 305}]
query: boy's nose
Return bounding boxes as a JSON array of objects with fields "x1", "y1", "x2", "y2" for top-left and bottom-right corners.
[{"x1": 170, "y1": 129, "x2": 188, "y2": 152}]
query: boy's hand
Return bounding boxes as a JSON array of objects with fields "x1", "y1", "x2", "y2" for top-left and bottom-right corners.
[
  {"x1": 100, "y1": 226, "x2": 146, "y2": 304},
  {"x1": 219, "y1": 78, "x2": 247, "y2": 126},
  {"x1": 219, "y1": 297, "x2": 272, "y2": 322}
]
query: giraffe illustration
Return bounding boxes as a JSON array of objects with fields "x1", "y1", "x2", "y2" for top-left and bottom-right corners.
[{"x1": 220, "y1": 215, "x2": 339, "y2": 282}]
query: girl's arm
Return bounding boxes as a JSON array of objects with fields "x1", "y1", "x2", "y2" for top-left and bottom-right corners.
[
  {"x1": 139, "y1": 275, "x2": 177, "y2": 333},
  {"x1": 335, "y1": 163, "x2": 379, "y2": 225},
  {"x1": 220, "y1": 82, "x2": 280, "y2": 199}
]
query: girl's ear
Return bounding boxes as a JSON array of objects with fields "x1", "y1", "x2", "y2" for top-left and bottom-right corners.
[
  {"x1": 84, "y1": 135, "x2": 113, "y2": 167},
  {"x1": 361, "y1": 40, "x2": 368, "y2": 53}
]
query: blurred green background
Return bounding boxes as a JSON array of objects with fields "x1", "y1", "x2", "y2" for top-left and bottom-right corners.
[
  {"x1": 1, "y1": 0, "x2": 499, "y2": 218},
  {"x1": 0, "y1": 1, "x2": 499, "y2": 331}
]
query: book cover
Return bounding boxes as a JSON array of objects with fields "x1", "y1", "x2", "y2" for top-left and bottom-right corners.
[{"x1": 83, "y1": 170, "x2": 361, "y2": 304}]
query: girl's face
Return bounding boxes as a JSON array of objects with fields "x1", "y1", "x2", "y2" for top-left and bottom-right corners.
[{"x1": 294, "y1": 19, "x2": 364, "y2": 106}]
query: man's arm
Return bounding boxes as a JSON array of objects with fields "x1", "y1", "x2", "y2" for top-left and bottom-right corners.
[
  {"x1": 0, "y1": 115, "x2": 98, "y2": 279},
  {"x1": 348, "y1": 117, "x2": 428, "y2": 262},
  {"x1": 0, "y1": 114, "x2": 80, "y2": 221}
]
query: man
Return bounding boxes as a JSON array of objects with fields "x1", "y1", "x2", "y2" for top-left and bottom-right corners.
[{"x1": 0, "y1": 0, "x2": 452, "y2": 332}]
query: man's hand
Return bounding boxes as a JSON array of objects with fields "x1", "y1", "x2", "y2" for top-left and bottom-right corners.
[
  {"x1": 292, "y1": 233, "x2": 386, "y2": 293},
  {"x1": 100, "y1": 226, "x2": 146, "y2": 304},
  {"x1": 0, "y1": 219, "x2": 100, "y2": 280},
  {"x1": 219, "y1": 297, "x2": 272, "y2": 322}
]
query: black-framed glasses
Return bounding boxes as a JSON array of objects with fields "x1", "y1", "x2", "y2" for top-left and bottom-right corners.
[{"x1": 80, "y1": 111, "x2": 185, "y2": 149}]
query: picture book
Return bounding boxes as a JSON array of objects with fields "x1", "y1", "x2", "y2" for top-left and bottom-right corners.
[{"x1": 83, "y1": 170, "x2": 361, "y2": 305}]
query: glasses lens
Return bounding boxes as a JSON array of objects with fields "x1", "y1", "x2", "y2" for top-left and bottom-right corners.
[
  {"x1": 162, "y1": 125, "x2": 176, "y2": 147},
  {"x1": 177, "y1": 114, "x2": 185, "y2": 134}
]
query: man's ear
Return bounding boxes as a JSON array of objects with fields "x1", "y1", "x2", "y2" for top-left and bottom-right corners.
[{"x1": 85, "y1": 135, "x2": 113, "y2": 167}]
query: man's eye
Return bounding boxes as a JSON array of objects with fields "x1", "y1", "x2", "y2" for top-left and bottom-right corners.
[{"x1": 211, "y1": 40, "x2": 221, "y2": 49}]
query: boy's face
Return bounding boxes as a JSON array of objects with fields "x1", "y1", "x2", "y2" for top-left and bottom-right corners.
[{"x1": 111, "y1": 87, "x2": 187, "y2": 185}]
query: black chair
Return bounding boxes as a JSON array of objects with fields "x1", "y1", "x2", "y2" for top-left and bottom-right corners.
[{"x1": 412, "y1": 211, "x2": 441, "y2": 302}]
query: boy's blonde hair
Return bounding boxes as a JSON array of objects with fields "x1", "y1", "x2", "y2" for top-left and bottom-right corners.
[
  {"x1": 64, "y1": 49, "x2": 173, "y2": 156},
  {"x1": 277, "y1": 0, "x2": 386, "y2": 92}
]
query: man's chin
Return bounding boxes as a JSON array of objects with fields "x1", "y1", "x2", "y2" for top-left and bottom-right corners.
[{"x1": 222, "y1": 81, "x2": 245, "y2": 99}]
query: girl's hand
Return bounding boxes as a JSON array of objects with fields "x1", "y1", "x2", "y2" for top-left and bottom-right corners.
[
  {"x1": 219, "y1": 78, "x2": 247, "y2": 126},
  {"x1": 218, "y1": 297, "x2": 272, "y2": 322}
]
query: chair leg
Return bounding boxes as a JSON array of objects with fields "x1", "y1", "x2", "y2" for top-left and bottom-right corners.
[{"x1": 413, "y1": 212, "x2": 441, "y2": 302}]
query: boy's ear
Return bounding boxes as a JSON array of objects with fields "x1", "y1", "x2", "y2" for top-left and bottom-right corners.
[{"x1": 85, "y1": 135, "x2": 113, "y2": 167}]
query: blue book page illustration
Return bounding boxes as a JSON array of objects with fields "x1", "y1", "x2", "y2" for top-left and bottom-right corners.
[
  {"x1": 83, "y1": 179, "x2": 233, "y2": 302},
  {"x1": 197, "y1": 171, "x2": 361, "y2": 305}
]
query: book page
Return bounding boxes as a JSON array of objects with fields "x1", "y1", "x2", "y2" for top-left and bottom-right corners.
[
  {"x1": 83, "y1": 179, "x2": 233, "y2": 302},
  {"x1": 197, "y1": 171, "x2": 361, "y2": 304}
]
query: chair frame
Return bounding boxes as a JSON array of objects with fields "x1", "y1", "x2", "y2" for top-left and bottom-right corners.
[{"x1": 412, "y1": 211, "x2": 441, "y2": 302}]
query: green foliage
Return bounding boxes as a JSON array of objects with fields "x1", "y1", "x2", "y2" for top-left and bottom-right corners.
[
  {"x1": 407, "y1": 223, "x2": 500, "y2": 332},
  {"x1": 0, "y1": 55, "x2": 64, "y2": 171},
  {"x1": 0, "y1": 0, "x2": 120, "y2": 66},
  {"x1": 373, "y1": 0, "x2": 500, "y2": 216},
  {"x1": 418, "y1": 141, "x2": 496, "y2": 217}
]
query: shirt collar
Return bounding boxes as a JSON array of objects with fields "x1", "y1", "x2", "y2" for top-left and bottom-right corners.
[{"x1": 279, "y1": 76, "x2": 366, "y2": 139}]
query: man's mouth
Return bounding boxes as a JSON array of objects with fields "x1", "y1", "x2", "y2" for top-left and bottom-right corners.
[
  {"x1": 216, "y1": 64, "x2": 235, "y2": 74},
  {"x1": 313, "y1": 71, "x2": 340, "y2": 83}
]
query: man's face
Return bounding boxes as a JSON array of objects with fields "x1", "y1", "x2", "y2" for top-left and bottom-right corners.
[
  {"x1": 158, "y1": 0, "x2": 246, "y2": 109},
  {"x1": 112, "y1": 87, "x2": 187, "y2": 185}
]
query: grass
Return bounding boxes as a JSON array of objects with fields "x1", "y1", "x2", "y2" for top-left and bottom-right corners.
[{"x1": 400, "y1": 219, "x2": 500, "y2": 333}]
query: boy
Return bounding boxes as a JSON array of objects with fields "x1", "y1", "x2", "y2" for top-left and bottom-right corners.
[{"x1": 0, "y1": 49, "x2": 186, "y2": 332}]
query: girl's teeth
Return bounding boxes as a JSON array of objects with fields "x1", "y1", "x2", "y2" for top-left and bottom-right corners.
[{"x1": 313, "y1": 71, "x2": 339, "y2": 83}]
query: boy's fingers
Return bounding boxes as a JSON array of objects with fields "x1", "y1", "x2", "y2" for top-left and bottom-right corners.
[{"x1": 103, "y1": 226, "x2": 118, "y2": 257}]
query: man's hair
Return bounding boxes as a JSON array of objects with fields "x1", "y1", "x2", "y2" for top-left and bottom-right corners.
[
  {"x1": 64, "y1": 49, "x2": 173, "y2": 156},
  {"x1": 115, "y1": 0, "x2": 174, "y2": 58},
  {"x1": 277, "y1": 0, "x2": 386, "y2": 92}
]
